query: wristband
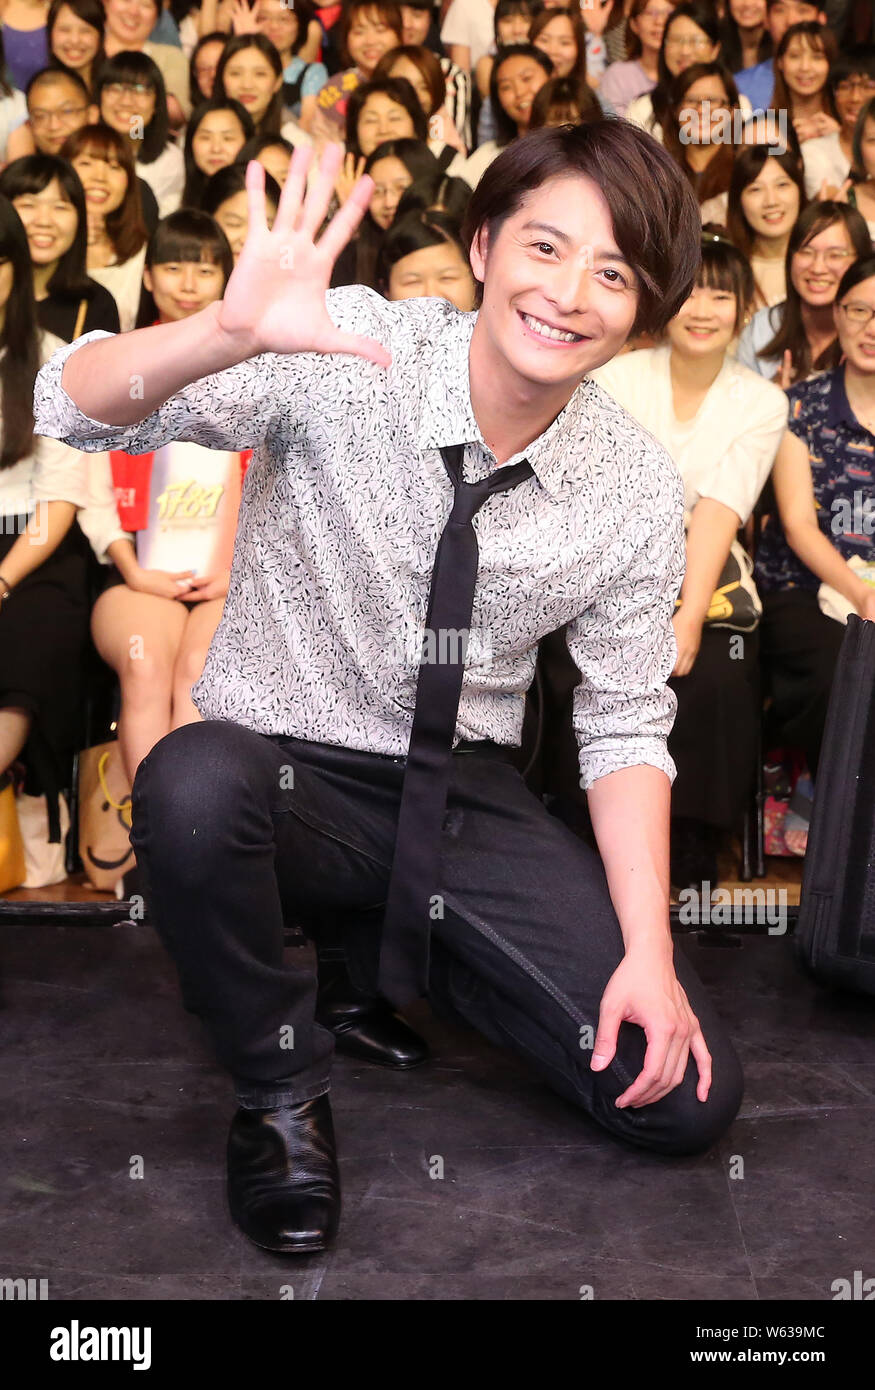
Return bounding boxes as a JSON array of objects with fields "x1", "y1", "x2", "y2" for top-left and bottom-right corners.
[{"x1": 0, "y1": 572, "x2": 12, "y2": 602}]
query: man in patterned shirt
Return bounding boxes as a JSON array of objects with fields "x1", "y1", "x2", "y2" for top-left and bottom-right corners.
[{"x1": 34, "y1": 123, "x2": 744, "y2": 1255}]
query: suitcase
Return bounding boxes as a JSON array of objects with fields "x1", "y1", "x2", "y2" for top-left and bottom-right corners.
[{"x1": 795, "y1": 613, "x2": 875, "y2": 993}]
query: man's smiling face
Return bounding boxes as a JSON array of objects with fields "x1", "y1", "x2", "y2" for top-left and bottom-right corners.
[{"x1": 469, "y1": 173, "x2": 641, "y2": 396}]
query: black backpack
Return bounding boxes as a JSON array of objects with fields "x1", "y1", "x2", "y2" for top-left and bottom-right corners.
[{"x1": 795, "y1": 613, "x2": 875, "y2": 994}]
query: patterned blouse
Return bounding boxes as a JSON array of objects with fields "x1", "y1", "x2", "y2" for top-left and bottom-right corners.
[
  {"x1": 34, "y1": 285, "x2": 687, "y2": 791},
  {"x1": 754, "y1": 366, "x2": 875, "y2": 595}
]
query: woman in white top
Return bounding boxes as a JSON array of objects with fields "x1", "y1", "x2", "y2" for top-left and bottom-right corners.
[
  {"x1": 799, "y1": 52, "x2": 875, "y2": 200},
  {"x1": 90, "y1": 210, "x2": 243, "y2": 783},
  {"x1": 0, "y1": 192, "x2": 119, "y2": 839},
  {"x1": 62, "y1": 122, "x2": 149, "y2": 331},
  {"x1": 726, "y1": 143, "x2": 805, "y2": 310},
  {"x1": 95, "y1": 51, "x2": 185, "y2": 218},
  {"x1": 590, "y1": 232, "x2": 788, "y2": 889}
]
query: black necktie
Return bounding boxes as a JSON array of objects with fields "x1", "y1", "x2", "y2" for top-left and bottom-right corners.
[{"x1": 377, "y1": 443, "x2": 535, "y2": 1007}]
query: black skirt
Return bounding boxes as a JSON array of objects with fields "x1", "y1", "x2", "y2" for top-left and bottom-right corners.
[{"x1": 0, "y1": 514, "x2": 92, "y2": 837}]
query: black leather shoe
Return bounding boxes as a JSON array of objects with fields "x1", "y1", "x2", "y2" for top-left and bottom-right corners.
[
  {"x1": 315, "y1": 953, "x2": 429, "y2": 1069},
  {"x1": 227, "y1": 1094, "x2": 340, "y2": 1253},
  {"x1": 317, "y1": 995, "x2": 429, "y2": 1069}
]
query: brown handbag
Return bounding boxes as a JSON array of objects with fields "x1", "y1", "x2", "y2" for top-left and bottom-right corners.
[{"x1": 77, "y1": 742, "x2": 135, "y2": 891}]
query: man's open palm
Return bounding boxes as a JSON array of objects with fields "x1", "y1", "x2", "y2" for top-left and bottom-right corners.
[{"x1": 217, "y1": 143, "x2": 392, "y2": 368}]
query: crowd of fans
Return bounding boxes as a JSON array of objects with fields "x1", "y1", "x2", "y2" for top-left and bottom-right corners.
[{"x1": 2, "y1": 0, "x2": 875, "y2": 894}]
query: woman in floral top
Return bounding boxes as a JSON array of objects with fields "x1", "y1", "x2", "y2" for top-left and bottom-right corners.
[{"x1": 755, "y1": 254, "x2": 875, "y2": 778}]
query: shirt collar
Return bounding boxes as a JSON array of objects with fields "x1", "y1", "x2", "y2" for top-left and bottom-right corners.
[{"x1": 416, "y1": 305, "x2": 593, "y2": 499}]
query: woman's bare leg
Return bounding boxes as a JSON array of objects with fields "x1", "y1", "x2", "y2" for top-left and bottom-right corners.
[
  {"x1": 0, "y1": 707, "x2": 32, "y2": 777},
  {"x1": 91, "y1": 586, "x2": 188, "y2": 783},
  {"x1": 170, "y1": 597, "x2": 226, "y2": 729}
]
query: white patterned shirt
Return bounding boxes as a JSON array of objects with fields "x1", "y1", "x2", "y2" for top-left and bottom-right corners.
[{"x1": 33, "y1": 286, "x2": 686, "y2": 790}]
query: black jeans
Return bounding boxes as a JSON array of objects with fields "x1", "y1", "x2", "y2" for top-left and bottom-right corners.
[{"x1": 130, "y1": 720, "x2": 744, "y2": 1156}]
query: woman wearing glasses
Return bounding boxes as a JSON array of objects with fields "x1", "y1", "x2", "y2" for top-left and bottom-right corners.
[
  {"x1": 598, "y1": 0, "x2": 677, "y2": 119},
  {"x1": 662, "y1": 59, "x2": 744, "y2": 224},
  {"x1": 95, "y1": 51, "x2": 184, "y2": 216},
  {"x1": 754, "y1": 255, "x2": 875, "y2": 793},
  {"x1": 737, "y1": 200, "x2": 871, "y2": 383},
  {"x1": 802, "y1": 52, "x2": 875, "y2": 201},
  {"x1": 626, "y1": 1, "x2": 727, "y2": 140}
]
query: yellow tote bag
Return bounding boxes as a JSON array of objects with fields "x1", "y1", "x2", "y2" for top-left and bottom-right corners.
[{"x1": 0, "y1": 778, "x2": 26, "y2": 894}]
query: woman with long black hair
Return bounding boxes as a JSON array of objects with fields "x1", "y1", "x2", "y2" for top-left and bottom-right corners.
[
  {"x1": 662, "y1": 59, "x2": 744, "y2": 224},
  {"x1": 0, "y1": 152, "x2": 120, "y2": 339},
  {"x1": 214, "y1": 32, "x2": 284, "y2": 137},
  {"x1": 460, "y1": 42, "x2": 552, "y2": 187},
  {"x1": 0, "y1": 192, "x2": 116, "y2": 846},
  {"x1": 94, "y1": 49, "x2": 184, "y2": 216},
  {"x1": 181, "y1": 94, "x2": 254, "y2": 207}
]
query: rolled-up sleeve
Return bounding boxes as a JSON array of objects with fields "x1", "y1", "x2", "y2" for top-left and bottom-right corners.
[
  {"x1": 567, "y1": 477, "x2": 686, "y2": 791},
  {"x1": 32, "y1": 331, "x2": 294, "y2": 456}
]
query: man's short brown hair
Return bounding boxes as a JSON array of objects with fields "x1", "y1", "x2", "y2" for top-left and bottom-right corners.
[{"x1": 461, "y1": 121, "x2": 703, "y2": 338}]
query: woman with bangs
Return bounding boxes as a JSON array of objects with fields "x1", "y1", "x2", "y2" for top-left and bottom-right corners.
[
  {"x1": 0, "y1": 151, "x2": 119, "y2": 338},
  {"x1": 92, "y1": 207, "x2": 246, "y2": 783},
  {"x1": 591, "y1": 232, "x2": 788, "y2": 890},
  {"x1": 528, "y1": 73, "x2": 602, "y2": 129},
  {"x1": 376, "y1": 206, "x2": 476, "y2": 311},
  {"x1": 663, "y1": 59, "x2": 744, "y2": 224},
  {"x1": 47, "y1": 0, "x2": 105, "y2": 95},
  {"x1": 310, "y1": 0, "x2": 402, "y2": 149},
  {"x1": 341, "y1": 74, "x2": 427, "y2": 182},
  {"x1": 727, "y1": 142, "x2": 806, "y2": 309},
  {"x1": 60, "y1": 122, "x2": 147, "y2": 330},
  {"x1": 737, "y1": 200, "x2": 871, "y2": 382},
  {"x1": 94, "y1": 50, "x2": 184, "y2": 216},
  {"x1": 200, "y1": 158, "x2": 280, "y2": 261},
  {"x1": 181, "y1": 94, "x2": 254, "y2": 207}
]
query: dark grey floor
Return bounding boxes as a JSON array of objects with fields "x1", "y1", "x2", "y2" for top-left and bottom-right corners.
[{"x1": 1, "y1": 923, "x2": 874, "y2": 1301}]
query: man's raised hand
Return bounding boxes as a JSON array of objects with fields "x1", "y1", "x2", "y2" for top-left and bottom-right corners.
[{"x1": 216, "y1": 143, "x2": 392, "y2": 368}]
